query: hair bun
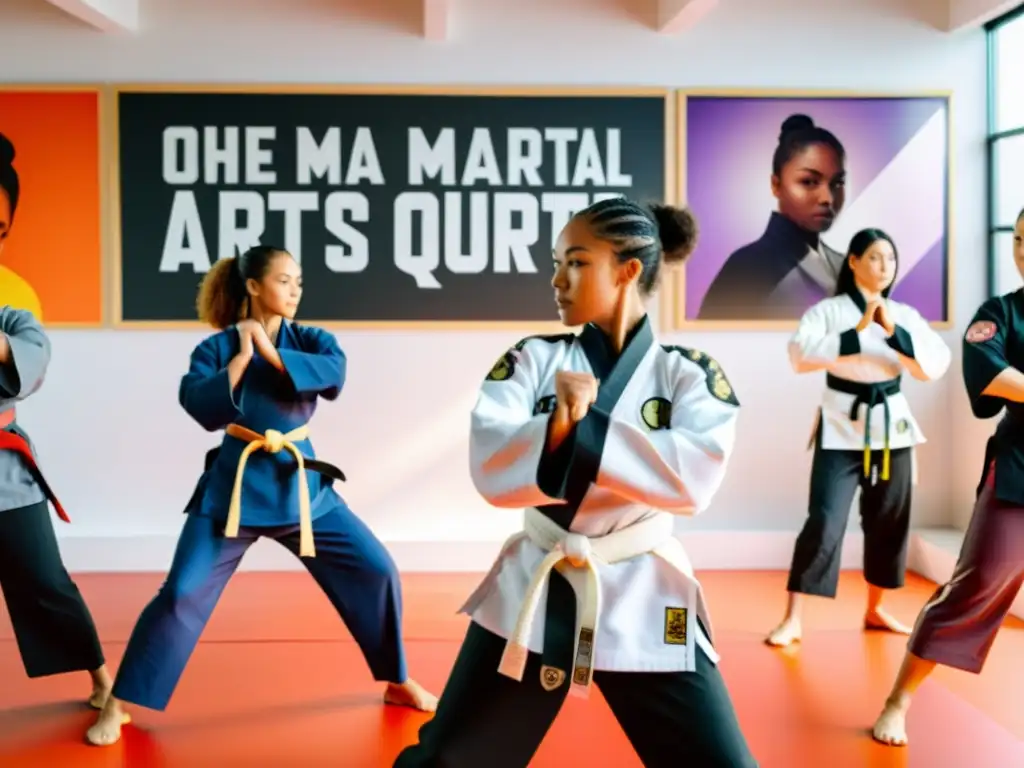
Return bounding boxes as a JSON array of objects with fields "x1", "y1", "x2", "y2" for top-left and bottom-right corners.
[
  {"x1": 779, "y1": 114, "x2": 814, "y2": 140},
  {"x1": 650, "y1": 203, "x2": 699, "y2": 265},
  {"x1": 0, "y1": 133, "x2": 14, "y2": 167}
]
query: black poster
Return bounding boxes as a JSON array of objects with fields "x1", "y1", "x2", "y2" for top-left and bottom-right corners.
[{"x1": 116, "y1": 89, "x2": 669, "y2": 324}]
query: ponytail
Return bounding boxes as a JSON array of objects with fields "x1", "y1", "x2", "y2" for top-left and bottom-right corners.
[{"x1": 196, "y1": 257, "x2": 248, "y2": 328}]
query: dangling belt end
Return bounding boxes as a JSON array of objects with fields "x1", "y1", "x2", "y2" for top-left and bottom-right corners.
[
  {"x1": 831, "y1": 374, "x2": 900, "y2": 483},
  {"x1": 224, "y1": 424, "x2": 317, "y2": 557}
]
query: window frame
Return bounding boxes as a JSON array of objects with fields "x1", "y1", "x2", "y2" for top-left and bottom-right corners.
[{"x1": 986, "y1": 3, "x2": 1024, "y2": 295}]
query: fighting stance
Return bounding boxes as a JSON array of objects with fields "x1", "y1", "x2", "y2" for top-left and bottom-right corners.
[
  {"x1": 766, "y1": 229, "x2": 951, "y2": 647},
  {"x1": 395, "y1": 198, "x2": 758, "y2": 767},
  {"x1": 0, "y1": 306, "x2": 113, "y2": 707},
  {"x1": 873, "y1": 207, "x2": 1024, "y2": 746},
  {"x1": 87, "y1": 245, "x2": 435, "y2": 746}
]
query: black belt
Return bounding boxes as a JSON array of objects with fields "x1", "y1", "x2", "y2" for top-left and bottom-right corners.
[
  {"x1": 826, "y1": 373, "x2": 901, "y2": 481},
  {"x1": 211, "y1": 441, "x2": 347, "y2": 483},
  {"x1": 182, "y1": 446, "x2": 347, "y2": 516}
]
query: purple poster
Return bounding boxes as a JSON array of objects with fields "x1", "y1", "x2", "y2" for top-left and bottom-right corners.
[{"x1": 680, "y1": 95, "x2": 950, "y2": 325}]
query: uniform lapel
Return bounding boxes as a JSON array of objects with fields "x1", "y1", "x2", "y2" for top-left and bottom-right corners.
[{"x1": 577, "y1": 314, "x2": 655, "y2": 412}]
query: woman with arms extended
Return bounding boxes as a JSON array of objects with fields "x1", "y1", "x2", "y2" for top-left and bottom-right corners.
[
  {"x1": 765, "y1": 229, "x2": 951, "y2": 648},
  {"x1": 394, "y1": 197, "x2": 758, "y2": 767},
  {"x1": 0, "y1": 305, "x2": 112, "y2": 707},
  {"x1": 872, "y1": 207, "x2": 1024, "y2": 747},
  {"x1": 87, "y1": 245, "x2": 436, "y2": 746}
]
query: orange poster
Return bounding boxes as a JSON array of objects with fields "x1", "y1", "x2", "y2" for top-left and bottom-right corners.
[{"x1": 0, "y1": 88, "x2": 103, "y2": 326}]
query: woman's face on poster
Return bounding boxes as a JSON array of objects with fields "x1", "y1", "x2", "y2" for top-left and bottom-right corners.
[{"x1": 771, "y1": 143, "x2": 846, "y2": 234}]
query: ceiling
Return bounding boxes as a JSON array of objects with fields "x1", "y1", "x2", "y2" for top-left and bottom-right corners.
[{"x1": 24, "y1": 0, "x2": 1024, "y2": 38}]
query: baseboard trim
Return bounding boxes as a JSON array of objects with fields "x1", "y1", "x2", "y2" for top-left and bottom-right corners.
[
  {"x1": 58, "y1": 526, "x2": 1023, "y2": 621},
  {"x1": 59, "y1": 529, "x2": 868, "y2": 573},
  {"x1": 908, "y1": 527, "x2": 1024, "y2": 621}
]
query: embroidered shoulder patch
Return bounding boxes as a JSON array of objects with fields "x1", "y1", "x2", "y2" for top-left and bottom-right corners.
[
  {"x1": 662, "y1": 345, "x2": 739, "y2": 406},
  {"x1": 514, "y1": 332, "x2": 576, "y2": 351},
  {"x1": 485, "y1": 349, "x2": 518, "y2": 382},
  {"x1": 965, "y1": 320, "x2": 997, "y2": 343},
  {"x1": 487, "y1": 333, "x2": 575, "y2": 382}
]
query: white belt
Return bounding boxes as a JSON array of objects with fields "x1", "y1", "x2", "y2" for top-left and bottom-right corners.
[{"x1": 496, "y1": 508, "x2": 700, "y2": 698}]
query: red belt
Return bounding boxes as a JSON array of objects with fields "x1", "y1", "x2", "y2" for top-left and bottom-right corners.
[{"x1": 0, "y1": 409, "x2": 70, "y2": 523}]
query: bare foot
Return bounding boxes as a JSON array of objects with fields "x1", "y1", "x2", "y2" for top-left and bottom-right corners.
[
  {"x1": 87, "y1": 666, "x2": 113, "y2": 710},
  {"x1": 765, "y1": 617, "x2": 802, "y2": 647},
  {"x1": 865, "y1": 607, "x2": 912, "y2": 635},
  {"x1": 872, "y1": 697, "x2": 910, "y2": 746},
  {"x1": 384, "y1": 680, "x2": 438, "y2": 712},
  {"x1": 85, "y1": 698, "x2": 132, "y2": 746}
]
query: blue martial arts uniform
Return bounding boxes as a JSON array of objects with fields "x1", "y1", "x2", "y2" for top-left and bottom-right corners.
[{"x1": 110, "y1": 320, "x2": 407, "y2": 711}]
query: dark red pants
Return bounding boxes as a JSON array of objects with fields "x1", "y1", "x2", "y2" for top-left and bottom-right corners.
[{"x1": 908, "y1": 463, "x2": 1024, "y2": 673}]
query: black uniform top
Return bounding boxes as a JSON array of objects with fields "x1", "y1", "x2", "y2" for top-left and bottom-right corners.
[
  {"x1": 698, "y1": 212, "x2": 845, "y2": 321},
  {"x1": 962, "y1": 290, "x2": 1024, "y2": 503}
]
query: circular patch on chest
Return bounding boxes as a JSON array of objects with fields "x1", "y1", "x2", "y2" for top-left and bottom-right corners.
[
  {"x1": 896, "y1": 418, "x2": 909, "y2": 434},
  {"x1": 965, "y1": 320, "x2": 997, "y2": 343},
  {"x1": 641, "y1": 397, "x2": 672, "y2": 430}
]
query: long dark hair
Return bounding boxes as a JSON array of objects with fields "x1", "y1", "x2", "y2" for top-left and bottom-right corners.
[{"x1": 834, "y1": 228, "x2": 899, "y2": 299}]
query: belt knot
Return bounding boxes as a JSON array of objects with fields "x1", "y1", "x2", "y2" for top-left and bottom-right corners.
[
  {"x1": 560, "y1": 533, "x2": 592, "y2": 567},
  {"x1": 262, "y1": 429, "x2": 286, "y2": 453}
]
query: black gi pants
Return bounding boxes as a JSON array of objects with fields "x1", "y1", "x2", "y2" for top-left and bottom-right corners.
[
  {"x1": 0, "y1": 501, "x2": 105, "y2": 678},
  {"x1": 787, "y1": 433, "x2": 913, "y2": 598},
  {"x1": 394, "y1": 574, "x2": 758, "y2": 767}
]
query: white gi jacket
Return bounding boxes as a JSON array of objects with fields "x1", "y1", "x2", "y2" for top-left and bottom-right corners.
[
  {"x1": 459, "y1": 315, "x2": 740, "y2": 697},
  {"x1": 0, "y1": 306, "x2": 50, "y2": 512},
  {"x1": 788, "y1": 289, "x2": 951, "y2": 475}
]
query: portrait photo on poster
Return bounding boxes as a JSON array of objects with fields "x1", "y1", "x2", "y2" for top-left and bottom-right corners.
[
  {"x1": 0, "y1": 88, "x2": 104, "y2": 327},
  {"x1": 679, "y1": 94, "x2": 950, "y2": 327},
  {"x1": 114, "y1": 87, "x2": 671, "y2": 327}
]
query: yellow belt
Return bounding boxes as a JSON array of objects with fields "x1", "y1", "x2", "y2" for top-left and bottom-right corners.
[{"x1": 224, "y1": 424, "x2": 315, "y2": 558}]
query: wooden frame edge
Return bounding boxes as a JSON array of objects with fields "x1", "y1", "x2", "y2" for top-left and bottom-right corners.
[
  {"x1": 668, "y1": 89, "x2": 955, "y2": 332},
  {"x1": 110, "y1": 84, "x2": 674, "y2": 330},
  {"x1": 2, "y1": 84, "x2": 106, "y2": 329}
]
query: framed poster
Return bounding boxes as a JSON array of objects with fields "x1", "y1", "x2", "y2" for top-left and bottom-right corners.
[
  {"x1": 0, "y1": 86, "x2": 106, "y2": 327},
  {"x1": 112, "y1": 85, "x2": 674, "y2": 329},
  {"x1": 668, "y1": 91, "x2": 953, "y2": 330}
]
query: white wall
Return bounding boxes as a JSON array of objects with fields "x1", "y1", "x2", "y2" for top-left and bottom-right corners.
[{"x1": 0, "y1": 0, "x2": 992, "y2": 570}]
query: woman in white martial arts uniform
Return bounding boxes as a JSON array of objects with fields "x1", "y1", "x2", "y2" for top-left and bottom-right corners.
[
  {"x1": 394, "y1": 197, "x2": 758, "y2": 767},
  {"x1": 766, "y1": 228, "x2": 951, "y2": 648}
]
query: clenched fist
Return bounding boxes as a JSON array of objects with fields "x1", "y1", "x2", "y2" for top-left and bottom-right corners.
[{"x1": 555, "y1": 371, "x2": 599, "y2": 424}]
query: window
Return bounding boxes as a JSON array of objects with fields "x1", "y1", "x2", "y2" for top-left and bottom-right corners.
[
  {"x1": 993, "y1": 231, "x2": 1022, "y2": 293},
  {"x1": 987, "y1": 4, "x2": 1024, "y2": 295}
]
